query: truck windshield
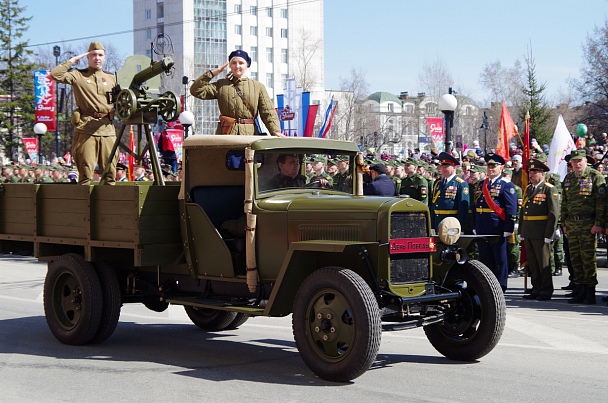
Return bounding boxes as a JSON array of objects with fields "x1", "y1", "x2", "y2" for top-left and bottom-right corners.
[{"x1": 257, "y1": 151, "x2": 354, "y2": 194}]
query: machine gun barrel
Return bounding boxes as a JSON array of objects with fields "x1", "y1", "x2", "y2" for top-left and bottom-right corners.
[{"x1": 130, "y1": 57, "x2": 174, "y2": 90}]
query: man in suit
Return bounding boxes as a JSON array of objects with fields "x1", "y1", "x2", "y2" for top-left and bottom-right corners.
[
  {"x1": 429, "y1": 152, "x2": 469, "y2": 232},
  {"x1": 519, "y1": 159, "x2": 560, "y2": 300},
  {"x1": 472, "y1": 153, "x2": 518, "y2": 292}
]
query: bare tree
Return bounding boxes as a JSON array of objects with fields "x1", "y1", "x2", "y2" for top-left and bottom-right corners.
[
  {"x1": 479, "y1": 59, "x2": 525, "y2": 107},
  {"x1": 418, "y1": 56, "x2": 454, "y2": 100},
  {"x1": 292, "y1": 27, "x2": 322, "y2": 92},
  {"x1": 330, "y1": 69, "x2": 371, "y2": 143}
]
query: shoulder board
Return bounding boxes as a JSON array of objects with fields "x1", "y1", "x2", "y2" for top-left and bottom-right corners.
[
  {"x1": 545, "y1": 182, "x2": 555, "y2": 188},
  {"x1": 455, "y1": 177, "x2": 464, "y2": 183}
]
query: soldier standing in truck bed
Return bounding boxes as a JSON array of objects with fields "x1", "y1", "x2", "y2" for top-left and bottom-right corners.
[{"x1": 50, "y1": 41, "x2": 117, "y2": 186}]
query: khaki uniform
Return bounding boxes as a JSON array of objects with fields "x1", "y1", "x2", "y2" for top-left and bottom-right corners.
[
  {"x1": 399, "y1": 174, "x2": 428, "y2": 205},
  {"x1": 190, "y1": 70, "x2": 281, "y2": 135},
  {"x1": 50, "y1": 61, "x2": 117, "y2": 185},
  {"x1": 519, "y1": 181, "x2": 560, "y2": 297}
]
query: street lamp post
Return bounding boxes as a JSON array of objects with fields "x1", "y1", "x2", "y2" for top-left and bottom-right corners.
[
  {"x1": 53, "y1": 45, "x2": 61, "y2": 159},
  {"x1": 179, "y1": 110, "x2": 195, "y2": 139},
  {"x1": 33, "y1": 123, "x2": 47, "y2": 164},
  {"x1": 480, "y1": 111, "x2": 489, "y2": 154},
  {"x1": 438, "y1": 88, "x2": 458, "y2": 153}
]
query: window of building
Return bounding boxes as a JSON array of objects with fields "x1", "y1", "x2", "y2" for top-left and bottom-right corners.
[
  {"x1": 281, "y1": 8, "x2": 288, "y2": 18},
  {"x1": 145, "y1": 9, "x2": 152, "y2": 19},
  {"x1": 282, "y1": 74, "x2": 288, "y2": 86},
  {"x1": 235, "y1": 25, "x2": 242, "y2": 35},
  {"x1": 281, "y1": 48, "x2": 288, "y2": 63},
  {"x1": 235, "y1": 4, "x2": 241, "y2": 14},
  {"x1": 250, "y1": 26, "x2": 257, "y2": 36},
  {"x1": 251, "y1": 72, "x2": 258, "y2": 81},
  {"x1": 250, "y1": 46, "x2": 258, "y2": 62},
  {"x1": 387, "y1": 103, "x2": 394, "y2": 113},
  {"x1": 266, "y1": 27, "x2": 273, "y2": 37},
  {"x1": 266, "y1": 73, "x2": 273, "y2": 89},
  {"x1": 267, "y1": 8, "x2": 272, "y2": 17},
  {"x1": 281, "y1": 28, "x2": 288, "y2": 38},
  {"x1": 251, "y1": 6, "x2": 257, "y2": 16},
  {"x1": 146, "y1": 29, "x2": 152, "y2": 40},
  {"x1": 266, "y1": 47, "x2": 273, "y2": 63}
]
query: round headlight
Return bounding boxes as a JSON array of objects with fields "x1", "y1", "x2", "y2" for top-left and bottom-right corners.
[{"x1": 437, "y1": 217, "x2": 461, "y2": 245}]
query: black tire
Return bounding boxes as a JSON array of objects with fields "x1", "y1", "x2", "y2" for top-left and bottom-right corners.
[
  {"x1": 424, "y1": 259, "x2": 506, "y2": 361},
  {"x1": 292, "y1": 267, "x2": 381, "y2": 382},
  {"x1": 184, "y1": 306, "x2": 238, "y2": 331},
  {"x1": 43, "y1": 254, "x2": 103, "y2": 345},
  {"x1": 225, "y1": 313, "x2": 249, "y2": 330},
  {"x1": 143, "y1": 299, "x2": 169, "y2": 312},
  {"x1": 90, "y1": 261, "x2": 122, "y2": 344}
]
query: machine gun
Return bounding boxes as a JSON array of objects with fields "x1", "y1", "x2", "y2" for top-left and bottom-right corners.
[
  {"x1": 114, "y1": 55, "x2": 181, "y2": 124},
  {"x1": 101, "y1": 55, "x2": 182, "y2": 185}
]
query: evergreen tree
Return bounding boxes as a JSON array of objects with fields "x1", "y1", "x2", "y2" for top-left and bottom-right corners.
[
  {"x1": 520, "y1": 50, "x2": 552, "y2": 147},
  {"x1": 0, "y1": 0, "x2": 37, "y2": 162}
]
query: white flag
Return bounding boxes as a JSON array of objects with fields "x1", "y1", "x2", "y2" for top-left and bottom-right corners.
[{"x1": 548, "y1": 115, "x2": 575, "y2": 181}]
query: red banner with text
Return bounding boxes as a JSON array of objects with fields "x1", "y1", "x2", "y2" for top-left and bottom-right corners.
[{"x1": 34, "y1": 70, "x2": 56, "y2": 132}]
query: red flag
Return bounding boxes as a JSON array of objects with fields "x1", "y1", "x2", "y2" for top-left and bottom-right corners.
[
  {"x1": 496, "y1": 101, "x2": 518, "y2": 162},
  {"x1": 303, "y1": 104, "x2": 319, "y2": 137}
]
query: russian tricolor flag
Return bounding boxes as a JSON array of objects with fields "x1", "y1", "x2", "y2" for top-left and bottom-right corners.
[{"x1": 317, "y1": 96, "x2": 336, "y2": 138}]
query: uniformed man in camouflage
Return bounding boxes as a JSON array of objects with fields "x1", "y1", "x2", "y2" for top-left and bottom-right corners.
[
  {"x1": 50, "y1": 41, "x2": 118, "y2": 185},
  {"x1": 561, "y1": 149, "x2": 606, "y2": 304},
  {"x1": 519, "y1": 159, "x2": 560, "y2": 300},
  {"x1": 399, "y1": 157, "x2": 428, "y2": 204},
  {"x1": 392, "y1": 160, "x2": 405, "y2": 194},
  {"x1": 308, "y1": 155, "x2": 333, "y2": 187},
  {"x1": 429, "y1": 152, "x2": 470, "y2": 232}
]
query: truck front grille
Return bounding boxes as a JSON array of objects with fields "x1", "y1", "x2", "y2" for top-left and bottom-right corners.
[{"x1": 389, "y1": 212, "x2": 430, "y2": 284}]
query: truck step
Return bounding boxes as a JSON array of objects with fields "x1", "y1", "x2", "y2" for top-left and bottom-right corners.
[{"x1": 165, "y1": 296, "x2": 266, "y2": 316}]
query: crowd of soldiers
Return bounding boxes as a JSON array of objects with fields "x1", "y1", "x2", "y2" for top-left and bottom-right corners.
[
  {"x1": 357, "y1": 145, "x2": 608, "y2": 306},
  {"x1": 0, "y1": 160, "x2": 181, "y2": 184}
]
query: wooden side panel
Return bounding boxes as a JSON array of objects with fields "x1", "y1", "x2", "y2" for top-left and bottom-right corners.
[
  {"x1": 37, "y1": 185, "x2": 91, "y2": 239},
  {"x1": 0, "y1": 184, "x2": 36, "y2": 236},
  {"x1": 91, "y1": 186, "x2": 139, "y2": 243}
]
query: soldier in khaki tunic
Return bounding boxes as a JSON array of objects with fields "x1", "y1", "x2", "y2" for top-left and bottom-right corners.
[
  {"x1": 519, "y1": 159, "x2": 560, "y2": 300},
  {"x1": 561, "y1": 149, "x2": 606, "y2": 304},
  {"x1": 190, "y1": 50, "x2": 284, "y2": 136},
  {"x1": 50, "y1": 41, "x2": 117, "y2": 185}
]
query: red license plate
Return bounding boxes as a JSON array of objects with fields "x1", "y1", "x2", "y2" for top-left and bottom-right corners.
[{"x1": 389, "y1": 237, "x2": 436, "y2": 254}]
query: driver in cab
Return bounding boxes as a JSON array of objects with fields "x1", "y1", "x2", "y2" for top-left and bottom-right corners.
[{"x1": 266, "y1": 154, "x2": 308, "y2": 189}]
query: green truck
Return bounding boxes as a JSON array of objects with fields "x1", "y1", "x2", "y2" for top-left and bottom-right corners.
[{"x1": 0, "y1": 135, "x2": 505, "y2": 382}]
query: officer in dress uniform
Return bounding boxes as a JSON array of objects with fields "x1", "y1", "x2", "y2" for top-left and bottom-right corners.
[
  {"x1": 399, "y1": 157, "x2": 429, "y2": 204},
  {"x1": 519, "y1": 159, "x2": 560, "y2": 300},
  {"x1": 116, "y1": 163, "x2": 129, "y2": 182},
  {"x1": 429, "y1": 152, "x2": 469, "y2": 232},
  {"x1": 50, "y1": 41, "x2": 118, "y2": 185},
  {"x1": 561, "y1": 149, "x2": 606, "y2": 304},
  {"x1": 473, "y1": 153, "x2": 518, "y2": 291}
]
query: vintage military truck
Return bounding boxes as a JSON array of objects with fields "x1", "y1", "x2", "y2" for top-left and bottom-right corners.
[{"x1": 0, "y1": 135, "x2": 505, "y2": 382}]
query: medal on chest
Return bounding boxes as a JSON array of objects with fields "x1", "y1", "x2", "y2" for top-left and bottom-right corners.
[{"x1": 579, "y1": 178, "x2": 593, "y2": 196}]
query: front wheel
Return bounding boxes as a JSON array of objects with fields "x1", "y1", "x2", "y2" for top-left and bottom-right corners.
[
  {"x1": 424, "y1": 259, "x2": 506, "y2": 361},
  {"x1": 292, "y1": 267, "x2": 381, "y2": 382}
]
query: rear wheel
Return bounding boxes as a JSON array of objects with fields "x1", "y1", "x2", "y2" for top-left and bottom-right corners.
[
  {"x1": 292, "y1": 267, "x2": 381, "y2": 382},
  {"x1": 43, "y1": 254, "x2": 103, "y2": 345},
  {"x1": 184, "y1": 307, "x2": 237, "y2": 331},
  {"x1": 424, "y1": 260, "x2": 506, "y2": 360},
  {"x1": 226, "y1": 313, "x2": 249, "y2": 329},
  {"x1": 90, "y1": 261, "x2": 122, "y2": 344}
]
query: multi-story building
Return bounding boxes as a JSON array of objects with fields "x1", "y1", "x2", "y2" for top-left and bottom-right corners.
[{"x1": 133, "y1": 0, "x2": 325, "y2": 135}]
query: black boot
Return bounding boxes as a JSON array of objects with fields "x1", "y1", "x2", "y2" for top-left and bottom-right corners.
[
  {"x1": 583, "y1": 285, "x2": 596, "y2": 305},
  {"x1": 568, "y1": 285, "x2": 587, "y2": 304},
  {"x1": 562, "y1": 282, "x2": 575, "y2": 290},
  {"x1": 565, "y1": 284, "x2": 582, "y2": 298}
]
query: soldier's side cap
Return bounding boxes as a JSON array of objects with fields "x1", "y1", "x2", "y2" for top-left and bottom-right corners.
[
  {"x1": 403, "y1": 157, "x2": 419, "y2": 166},
  {"x1": 369, "y1": 163, "x2": 387, "y2": 174},
  {"x1": 88, "y1": 41, "x2": 105, "y2": 52},
  {"x1": 502, "y1": 168, "x2": 513, "y2": 176},
  {"x1": 484, "y1": 153, "x2": 505, "y2": 165},
  {"x1": 470, "y1": 164, "x2": 486, "y2": 173},
  {"x1": 437, "y1": 151, "x2": 459, "y2": 166},
  {"x1": 335, "y1": 155, "x2": 349, "y2": 162},
  {"x1": 527, "y1": 158, "x2": 550, "y2": 172},
  {"x1": 312, "y1": 155, "x2": 327, "y2": 164}
]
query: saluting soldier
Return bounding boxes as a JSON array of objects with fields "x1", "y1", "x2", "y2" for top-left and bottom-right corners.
[
  {"x1": 472, "y1": 153, "x2": 518, "y2": 291},
  {"x1": 399, "y1": 157, "x2": 429, "y2": 204},
  {"x1": 561, "y1": 149, "x2": 606, "y2": 304},
  {"x1": 519, "y1": 159, "x2": 560, "y2": 301},
  {"x1": 50, "y1": 41, "x2": 118, "y2": 185},
  {"x1": 429, "y1": 152, "x2": 469, "y2": 232}
]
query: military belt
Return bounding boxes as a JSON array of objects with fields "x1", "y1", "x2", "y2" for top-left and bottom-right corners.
[
  {"x1": 476, "y1": 207, "x2": 494, "y2": 213},
  {"x1": 235, "y1": 118, "x2": 255, "y2": 124},
  {"x1": 81, "y1": 111, "x2": 115, "y2": 120},
  {"x1": 523, "y1": 215, "x2": 548, "y2": 221},
  {"x1": 434, "y1": 209, "x2": 458, "y2": 214},
  {"x1": 567, "y1": 214, "x2": 595, "y2": 221}
]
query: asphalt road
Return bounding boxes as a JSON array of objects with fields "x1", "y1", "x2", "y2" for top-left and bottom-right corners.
[{"x1": 1, "y1": 253, "x2": 607, "y2": 402}]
